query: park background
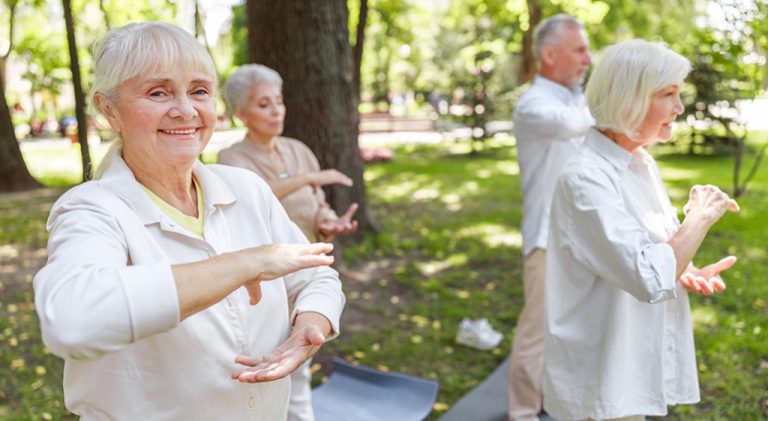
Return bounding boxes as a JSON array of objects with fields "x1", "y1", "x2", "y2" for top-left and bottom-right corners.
[{"x1": 0, "y1": 0, "x2": 767, "y2": 419}]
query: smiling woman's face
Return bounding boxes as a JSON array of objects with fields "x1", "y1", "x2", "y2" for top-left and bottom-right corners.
[
  {"x1": 634, "y1": 83, "x2": 684, "y2": 146},
  {"x1": 100, "y1": 66, "x2": 217, "y2": 168}
]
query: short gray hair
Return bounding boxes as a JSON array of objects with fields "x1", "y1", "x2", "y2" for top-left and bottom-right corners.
[
  {"x1": 225, "y1": 64, "x2": 283, "y2": 112},
  {"x1": 586, "y1": 39, "x2": 691, "y2": 138},
  {"x1": 533, "y1": 14, "x2": 584, "y2": 61}
]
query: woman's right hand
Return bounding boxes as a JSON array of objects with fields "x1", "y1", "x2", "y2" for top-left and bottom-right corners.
[
  {"x1": 244, "y1": 243, "x2": 334, "y2": 305},
  {"x1": 682, "y1": 184, "x2": 740, "y2": 226},
  {"x1": 309, "y1": 169, "x2": 353, "y2": 188}
]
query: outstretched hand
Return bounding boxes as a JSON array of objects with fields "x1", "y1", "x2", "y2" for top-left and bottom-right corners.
[
  {"x1": 318, "y1": 203, "x2": 359, "y2": 238},
  {"x1": 231, "y1": 324, "x2": 326, "y2": 383},
  {"x1": 678, "y1": 256, "x2": 736, "y2": 296},
  {"x1": 245, "y1": 243, "x2": 334, "y2": 305}
]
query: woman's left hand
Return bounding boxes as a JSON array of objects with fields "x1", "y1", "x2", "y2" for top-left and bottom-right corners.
[
  {"x1": 678, "y1": 256, "x2": 736, "y2": 295},
  {"x1": 230, "y1": 316, "x2": 329, "y2": 383},
  {"x1": 318, "y1": 203, "x2": 359, "y2": 237}
]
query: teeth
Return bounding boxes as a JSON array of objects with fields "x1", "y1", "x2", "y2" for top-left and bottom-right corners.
[{"x1": 164, "y1": 129, "x2": 196, "y2": 135}]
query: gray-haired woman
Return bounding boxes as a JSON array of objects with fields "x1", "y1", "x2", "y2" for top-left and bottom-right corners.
[
  {"x1": 543, "y1": 39, "x2": 739, "y2": 421},
  {"x1": 33, "y1": 22, "x2": 345, "y2": 419}
]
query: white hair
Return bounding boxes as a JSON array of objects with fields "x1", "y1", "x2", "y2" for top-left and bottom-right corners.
[
  {"x1": 586, "y1": 39, "x2": 691, "y2": 138},
  {"x1": 225, "y1": 64, "x2": 283, "y2": 112},
  {"x1": 90, "y1": 22, "x2": 217, "y2": 179},
  {"x1": 533, "y1": 14, "x2": 584, "y2": 61}
]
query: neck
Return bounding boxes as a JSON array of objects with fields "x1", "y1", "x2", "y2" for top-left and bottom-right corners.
[
  {"x1": 246, "y1": 131, "x2": 277, "y2": 151},
  {"x1": 600, "y1": 129, "x2": 640, "y2": 153},
  {"x1": 123, "y1": 151, "x2": 198, "y2": 216}
]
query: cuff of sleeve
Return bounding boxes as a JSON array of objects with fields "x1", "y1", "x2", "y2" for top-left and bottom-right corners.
[
  {"x1": 119, "y1": 262, "x2": 180, "y2": 341},
  {"x1": 647, "y1": 242, "x2": 678, "y2": 303},
  {"x1": 291, "y1": 298, "x2": 343, "y2": 341}
]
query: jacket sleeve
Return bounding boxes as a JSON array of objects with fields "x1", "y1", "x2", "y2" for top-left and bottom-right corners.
[
  {"x1": 261, "y1": 182, "x2": 345, "y2": 339},
  {"x1": 33, "y1": 190, "x2": 179, "y2": 361},
  {"x1": 555, "y1": 171, "x2": 677, "y2": 303}
]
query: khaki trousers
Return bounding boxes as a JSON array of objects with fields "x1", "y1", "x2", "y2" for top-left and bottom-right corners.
[{"x1": 507, "y1": 248, "x2": 546, "y2": 421}]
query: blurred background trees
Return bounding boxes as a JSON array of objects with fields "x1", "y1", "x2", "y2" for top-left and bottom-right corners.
[{"x1": 1, "y1": 0, "x2": 767, "y2": 195}]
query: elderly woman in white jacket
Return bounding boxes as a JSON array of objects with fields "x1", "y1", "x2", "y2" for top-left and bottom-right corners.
[
  {"x1": 543, "y1": 39, "x2": 739, "y2": 421},
  {"x1": 33, "y1": 22, "x2": 344, "y2": 420}
]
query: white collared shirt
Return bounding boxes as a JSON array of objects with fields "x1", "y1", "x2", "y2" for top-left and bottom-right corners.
[
  {"x1": 543, "y1": 128, "x2": 700, "y2": 420},
  {"x1": 513, "y1": 75, "x2": 594, "y2": 257},
  {"x1": 34, "y1": 154, "x2": 345, "y2": 420}
]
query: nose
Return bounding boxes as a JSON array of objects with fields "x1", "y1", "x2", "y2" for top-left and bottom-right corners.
[
  {"x1": 584, "y1": 51, "x2": 592, "y2": 66},
  {"x1": 169, "y1": 95, "x2": 198, "y2": 120},
  {"x1": 673, "y1": 95, "x2": 684, "y2": 115}
]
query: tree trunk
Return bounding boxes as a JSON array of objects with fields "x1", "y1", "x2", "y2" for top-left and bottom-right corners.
[
  {"x1": 246, "y1": 0, "x2": 376, "y2": 235},
  {"x1": 63, "y1": 0, "x2": 92, "y2": 181},
  {"x1": 352, "y1": 0, "x2": 369, "y2": 102},
  {"x1": 517, "y1": 0, "x2": 542, "y2": 85},
  {"x1": 0, "y1": 2, "x2": 42, "y2": 193}
]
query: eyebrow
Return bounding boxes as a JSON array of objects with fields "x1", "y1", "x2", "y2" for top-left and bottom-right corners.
[{"x1": 141, "y1": 78, "x2": 214, "y2": 86}]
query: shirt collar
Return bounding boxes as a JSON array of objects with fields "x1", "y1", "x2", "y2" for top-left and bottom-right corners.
[
  {"x1": 98, "y1": 153, "x2": 237, "y2": 226},
  {"x1": 533, "y1": 75, "x2": 583, "y2": 102},
  {"x1": 585, "y1": 128, "x2": 633, "y2": 172}
]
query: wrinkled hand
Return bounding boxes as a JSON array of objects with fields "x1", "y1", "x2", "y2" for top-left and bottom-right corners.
[
  {"x1": 318, "y1": 203, "x2": 359, "y2": 238},
  {"x1": 682, "y1": 184, "x2": 740, "y2": 225},
  {"x1": 310, "y1": 169, "x2": 353, "y2": 190},
  {"x1": 245, "y1": 243, "x2": 334, "y2": 305},
  {"x1": 678, "y1": 256, "x2": 736, "y2": 296},
  {"x1": 231, "y1": 324, "x2": 326, "y2": 383}
]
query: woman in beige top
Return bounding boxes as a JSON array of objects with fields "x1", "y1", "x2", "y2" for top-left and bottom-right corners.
[
  {"x1": 218, "y1": 64, "x2": 358, "y2": 243},
  {"x1": 217, "y1": 63, "x2": 358, "y2": 421}
]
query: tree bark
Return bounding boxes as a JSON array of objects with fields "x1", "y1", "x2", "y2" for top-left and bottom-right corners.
[
  {"x1": 517, "y1": 0, "x2": 542, "y2": 85},
  {"x1": 246, "y1": 0, "x2": 376, "y2": 235},
  {"x1": 0, "y1": 1, "x2": 41, "y2": 192},
  {"x1": 63, "y1": 0, "x2": 92, "y2": 181},
  {"x1": 352, "y1": 0, "x2": 369, "y2": 102}
]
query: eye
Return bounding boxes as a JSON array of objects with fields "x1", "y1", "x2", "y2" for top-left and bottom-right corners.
[
  {"x1": 149, "y1": 90, "x2": 168, "y2": 98},
  {"x1": 192, "y1": 88, "x2": 211, "y2": 96}
]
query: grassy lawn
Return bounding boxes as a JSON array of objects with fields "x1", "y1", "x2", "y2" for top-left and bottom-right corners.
[{"x1": 1, "y1": 134, "x2": 766, "y2": 419}]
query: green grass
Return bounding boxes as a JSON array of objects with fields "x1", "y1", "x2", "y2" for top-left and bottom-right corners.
[{"x1": 2, "y1": 135, "x2": 766, "y2": 419}]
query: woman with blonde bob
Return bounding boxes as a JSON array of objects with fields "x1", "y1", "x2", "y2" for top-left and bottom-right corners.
[
  {"x1": 543, "y1": 39, "x2": 740, "y2": 421},
  {"x1": 33, "y1": 22, "x2": 344, "y2": 419}
]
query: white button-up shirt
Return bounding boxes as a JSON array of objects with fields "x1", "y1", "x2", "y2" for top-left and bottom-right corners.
[
  {"x1": 543, "y1": 129, "x2": 700, "y2": 420},
  {"x1": 34, "y1": 155, "x2": 345, "y2": 420},
  {"x1": 514, "y1": 76, "x2": 594, "y2": 257}
]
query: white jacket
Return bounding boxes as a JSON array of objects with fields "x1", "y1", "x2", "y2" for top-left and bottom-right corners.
[{"x1": 34, "y1": 154, "x2": 345, "y2": 420}]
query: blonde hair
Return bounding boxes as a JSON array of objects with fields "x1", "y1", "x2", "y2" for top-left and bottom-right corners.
[
  {"x1": 586, "y1": 39, "x2": 690, "y2": 138},
  {"x1": 90, "y1": 22, "x2": 217, "y2": 178}
]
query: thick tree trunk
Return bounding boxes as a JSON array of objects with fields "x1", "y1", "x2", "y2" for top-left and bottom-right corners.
[
  {"x1": 246, "y1": 0, "x2": 376, "y2": 235},
  {"x1": 63, "y1": 0, "x2": 92, "y2": 181},
  {"x1": 0, "y1": 67, "x2": 42, "y2": 192},
  {"x1": 517, "y1": 0, "x2": 542, "y2": 84}
]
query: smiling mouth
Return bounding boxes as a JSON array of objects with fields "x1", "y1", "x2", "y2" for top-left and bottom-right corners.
[{"x1": 161, "y1": 128, "x2": 197, "y2": 135}]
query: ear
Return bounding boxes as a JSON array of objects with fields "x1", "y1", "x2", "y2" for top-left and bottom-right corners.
[
  {"x1": 233, "y1": 107, "x2": 246, "y2": 122},
  {"x1": 94, "y1": 93, "x2": 122, "y2": 133},
  {"x1": 540, "y1": 44, "x2": 557, "y2": 67}
]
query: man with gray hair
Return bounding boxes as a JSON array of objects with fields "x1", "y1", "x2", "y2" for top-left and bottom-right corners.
[{"x1": 508, "y1": 14, "x2": 593, "y2": 421}]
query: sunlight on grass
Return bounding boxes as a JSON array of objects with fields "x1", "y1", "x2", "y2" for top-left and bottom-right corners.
[
  {"x1": 494, "y1": 160, "x2": 519, "y2": 176},
  {"x1": 457, "y1": 223, "x2": 522, "y2": 247},
  {"x1": 658, "y1": 166, "x2": 701, "y2": 182},
  {"x1": 22, "y1": 142, "x2": 112, "y2": 186},
  {"x1": 416, "y1": 253, "x2": 468, "y2": 276},
  {"x1": 691, "y1": 306, "x2": 719, "y2": 331}
]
